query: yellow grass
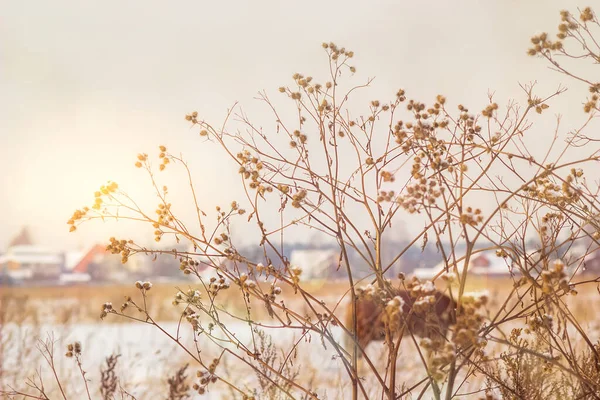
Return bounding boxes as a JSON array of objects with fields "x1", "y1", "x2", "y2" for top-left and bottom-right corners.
[{"x1": 2, "y1": 275, "x2": 595, "y2": 325}]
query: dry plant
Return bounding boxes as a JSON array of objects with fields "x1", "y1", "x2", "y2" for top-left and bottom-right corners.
[
  {"x1": 166, "y1": 364, "x2": 190, "y2": 400},
  {"x1": 99, "y1": 354, "x2": 120, "y2": 400},
  {"x1": 5, "y1": 6, "x2": 600, "y2": 400}
]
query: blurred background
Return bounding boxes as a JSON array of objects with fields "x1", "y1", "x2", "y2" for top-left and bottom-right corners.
[{"x1": 2, "y1": 1, "x2": 599, "y2": 398}]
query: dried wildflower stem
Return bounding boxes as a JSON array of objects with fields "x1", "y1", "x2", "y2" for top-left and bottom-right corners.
[
  {"x1": 53, "y1": 12, "x2": 600, "y2": 399},
  {"x1": 74, "y1": 355, "x2": 92, "y2": 400},
  {"x1": 37, "y1": 336, "x2": 67, "y2": 400}
]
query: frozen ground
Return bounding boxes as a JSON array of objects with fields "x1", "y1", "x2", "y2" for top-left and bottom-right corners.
[
  {"x1": 3, "y1": 287, "x2": 600, "y2": 399},
  {"x1": 2, "y1": 318, "x2": 441, "y2": 399}
]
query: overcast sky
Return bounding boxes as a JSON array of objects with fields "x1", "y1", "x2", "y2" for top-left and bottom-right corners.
[{"x1": 1, "y1": 0, "x2": 596, "y2": 251}]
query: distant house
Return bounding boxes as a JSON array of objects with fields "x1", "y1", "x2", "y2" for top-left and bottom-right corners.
[
  {"x1": 69, "y1": 244, "x2": 151, "y2": 282},
  {"x1": 71, "y1": 244, "x2": 106, "y2": 274},
  {"x1": 0, "y1": 227, "x2": 65, "y2": 283},
  {"x1": 413, "y1": 251, "x2": 518, "y2": 280},
  {"x1": 0, "y1": 245, "x2": 63, "y2": 281},
  {"x1": 71, "y1": 244, "x2": 124, "y2": 281},
  {"x1": 289, "y1": 249, "x2": 345, "y2": 280},
  {"x1": 468, "y1": 252, "x2": 519, "y2": 276},
  {"x1": 64, "y1": 250, "x2": 85, "y2": 272},
  {"x1": 59, "y1": 249, "x2": 91, "y2": 284}
]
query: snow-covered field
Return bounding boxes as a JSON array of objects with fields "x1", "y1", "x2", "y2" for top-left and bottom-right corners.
[
  {"x1": 3, "y1": 281, "x2": 600, "y2": 399},
  {"x1": 2, "y1": 317, "x2": 442, "y2": 399}
]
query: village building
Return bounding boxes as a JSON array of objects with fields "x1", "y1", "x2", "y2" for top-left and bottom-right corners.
[
  {"x1": 0, "y1": 228, "x2": 149, "y2": 285},
  {"x1": 0, "y1": 227, "x2": 63, "y2": 282},
  {"x1": 67, "y1": 243, "x2": 149, "y2": 282},
  {"x1": 413, "y1": 250, "x2": 519, "y2": 280},
  {"x1": 289, "y1": 249, "x2": 346, "y2": 280}
]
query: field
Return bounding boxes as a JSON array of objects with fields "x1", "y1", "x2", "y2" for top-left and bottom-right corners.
[{"x1": 2, "y1": 276, "x2": 600, "y2": 399}]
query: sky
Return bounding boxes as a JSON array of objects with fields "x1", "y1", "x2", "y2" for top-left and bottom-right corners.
[{"x1": 1, "y1": 0, "x2": 597, "y2": 251}]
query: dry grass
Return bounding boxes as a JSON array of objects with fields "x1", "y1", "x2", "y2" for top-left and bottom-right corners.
[
  {"x1": 3, "y1": 274, "x2": 598, "y2": 325},
  {"x1": 3, "y1": 276, "x2": 600, "y2": 399},
  {"x1": 0, "y1": 280, "x2": 354, "y2": 324}
]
